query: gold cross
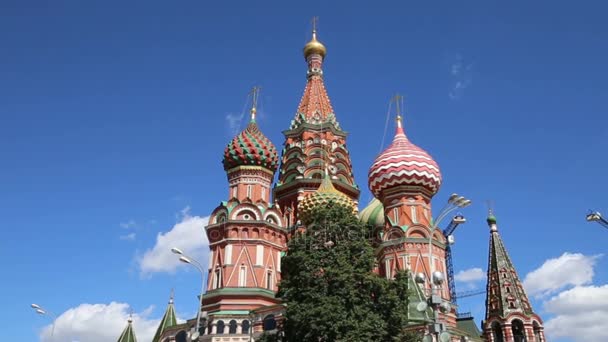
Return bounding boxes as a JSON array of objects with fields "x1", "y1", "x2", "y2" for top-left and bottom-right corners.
[
  {"x1": 391, "y1": 94, "x2": 404, "y2": 117},
  {"x1": 250, "y1": 86, "x2": 261, "y2": 110},
  {"x1": 312, "y1": 16, "x2": 319, "y2": 33}
]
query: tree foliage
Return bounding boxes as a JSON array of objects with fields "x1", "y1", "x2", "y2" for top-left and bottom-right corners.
[{"x1": 266, "y1": 203, "x2": 423, "y2": 342}]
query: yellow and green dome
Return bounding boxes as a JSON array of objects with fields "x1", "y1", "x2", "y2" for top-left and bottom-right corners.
[
  {"x1": 359, "y1": 198, "x2": 385, "y2": 227},
  {"x1": 298, "y1": 174, "x2": 357, "y2": 223}
]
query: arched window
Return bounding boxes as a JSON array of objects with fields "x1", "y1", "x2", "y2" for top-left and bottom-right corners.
[
  {"x1": 175, "y1": 330, "x2": 187, "y2": 342},
  {"x1": 216, "y1": 320, "x2": 225, "y2": 334},
  {"x1": 242, "y1": 320, "x2": 250, "y2": 334},
  {"x1": 511, "y1": 319, "x2": 527, "y2": 342},
  {"x1": 492, "y1": 322, "x2": 504, "y2": 342},
  {"x1": 533, "y1": 321, "x2": 542, "y2": 342},
  {"x1": 229, "y1": 320, "x2": 237, "y2": 334},
  {"x1": 263, "y1": 314, "x2": 277, "y2": 331}
]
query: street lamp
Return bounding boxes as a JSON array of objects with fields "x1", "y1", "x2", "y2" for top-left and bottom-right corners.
[
  {"x1": 425, "y1": 193, "x2": 471, "y2": 341},
  {"x1": 171, "y1": 248, "x2": 207, "y2": 341},
  {"x1": 30, "y1": 303, "x2": 57, "y2": 340},
  {"x1": 586, "y1": 211, "x2": 608, "y2": 229}
]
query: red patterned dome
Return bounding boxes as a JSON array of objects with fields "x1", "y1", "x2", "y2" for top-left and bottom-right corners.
[
  {"x1": 368, "y1": 116, "x2": 442, "y2": 199},
  {"x1": 223, "y1": 110, "x2": 278, "y2": 172}
]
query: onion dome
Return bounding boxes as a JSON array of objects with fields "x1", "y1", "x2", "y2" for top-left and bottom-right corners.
[
  {"x1": 223, "y1": 108, "x2": 278, "y2": 172},
  {"x1": 303, "y1": 29, "x2": 327, "y2": 59},
  {"x1": 359, "y1": 198, "x2": 385, "y2": 227},
  {"x1": 298, "y1": 173, "x2": 357, "y2": 223},
  {"x1": 368, "y1": 116, "x2": 442, "y2": 199}
]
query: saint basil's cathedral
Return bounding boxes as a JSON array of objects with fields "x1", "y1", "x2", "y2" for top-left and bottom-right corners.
[{"x1": 117, "y1": 25, "x2": 546, "y2": 342}]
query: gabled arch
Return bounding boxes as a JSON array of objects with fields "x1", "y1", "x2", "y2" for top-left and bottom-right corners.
[
  {"x1": 385, "y1": 227, "x2": 405, "y2": 240},
  {"x1": 230, "y1": 204, "x2": 263, "y2": 221},
  {"x1": 407, "y1": 228, "x2": 428, "y2": 239}
]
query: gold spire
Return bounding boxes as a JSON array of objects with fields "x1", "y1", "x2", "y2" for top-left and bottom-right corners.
[
  {"x1": 250, "y1": 86, "x2": 261, "y2": 122},
  {"x1": 391, "y1": 94, "x2": 405, "y2": 130},
  {"x1": 303, "y1": 17, "x2": 327, "y2": 59}
]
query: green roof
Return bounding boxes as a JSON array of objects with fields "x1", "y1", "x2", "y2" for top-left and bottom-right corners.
[
  {"x1": 117, "y1": 318, "x2": 138, "y2": 342},
  {"x1": 152, "y1": 296, "x2": 178, "y2": 342},
  {"x1": 456, "y1": 317, "x2": 483, "y2": 341}
]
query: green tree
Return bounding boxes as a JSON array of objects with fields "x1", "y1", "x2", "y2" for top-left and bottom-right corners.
[{"x1": 269, "y1": 203, "x2": 422, "y2": 342}]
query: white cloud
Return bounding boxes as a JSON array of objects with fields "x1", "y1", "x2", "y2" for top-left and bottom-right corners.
[
  {"x1": 543, "y1": 285, "x2": 608, "y2": 342},
  {"x1": 523, "y1": 252, "x2": 601, "y2": 297},
  {"x1": 454, "y1": 267, "x2": 485, "y2": 283},
  {"x1": 226, "y1": 112, "x2": 246, "y2": 135},
  {"x1": 120, "y1": 232, "x2": 136, "y2": 241},
  {"x1": 120, "y1": 220, "x2": 137, "y2": 229},
  {"x1": 448, "y1": 54, "x2": 473, "y2": 100},
  {"x1": 138, "y1": 208, "x2": 210, "y2": 276},
  {"x1": 40, "y1": 302, "x2": 160, "y2": 342}
]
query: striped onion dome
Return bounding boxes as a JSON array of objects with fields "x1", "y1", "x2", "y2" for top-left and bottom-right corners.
[
  {"x1": 359, "y1": 198, "x2": 385, "y2": 227},
  {"x1": 298, "y1": 173, "x2": 357, "y2": 223},
  {"x1": 223, "y1": 109, "x2": 278, "y2": 172},
  {"x1": 368, "y1": 116, "x2": 442, "y2": 199}
]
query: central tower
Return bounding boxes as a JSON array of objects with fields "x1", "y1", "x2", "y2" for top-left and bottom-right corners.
[{"x1": 274, "y1": 25, "x2": 359, "y2": 227}]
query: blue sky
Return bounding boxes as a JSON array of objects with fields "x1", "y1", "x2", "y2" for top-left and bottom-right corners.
[{"x1": 1, "y1": 1, "x2": 607, "y2": 341}]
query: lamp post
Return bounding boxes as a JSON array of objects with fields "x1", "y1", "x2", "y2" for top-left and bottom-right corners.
[
  {"x1": 423, "y1": 193, "x2": 471, "y2": 341},
  {"x1": 31, "y1": 303, "x2": 57, "y2": 341},
  {"x1": 171, "y1": 248, "x2": 208, "y2": 341},
  {"x1": 586, "y1": 211, "x2": 608, "y2": 229}
]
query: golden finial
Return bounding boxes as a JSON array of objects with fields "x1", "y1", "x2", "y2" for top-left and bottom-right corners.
[
  {"x1": 392, "y1": 94, "x2": 404, "y2": 128},
  {"x1": 249, "y1": 86, "x2": 261, "y2": 121},
  {"x1": 169, "y1": 288, "x2": 174, "y2": 304},
  {"x1": 303, "y1": 17, "x2": 327, "y2": 59}
]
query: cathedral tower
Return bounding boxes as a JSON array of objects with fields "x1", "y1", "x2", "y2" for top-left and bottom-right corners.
[
  {"x1": 201, "y1": 89, "x2": 288, "y2": 338},
  {"x1": 483, "y1": 213, "x2": 545, "y2": 342},
  {"x1": 366, "y1": 110, "x2": 456, "y2": 329},
  {"x1": 274, "y1": 24, "x2": 359, "y2": 227}
]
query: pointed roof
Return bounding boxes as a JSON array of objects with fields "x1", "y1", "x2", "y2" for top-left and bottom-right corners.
[
  {"x1": 290, "y1": 27, "x2": 340, "y2": 128},
  {"x1": 484, "y1": 213, "x2": 536, "y2": 320},
  {"x1": 152, "y1": 294, "x2": 178, "y2": 342},
  {"x1": 117, "y1": 317, "x2": 138, "y2": 342}
]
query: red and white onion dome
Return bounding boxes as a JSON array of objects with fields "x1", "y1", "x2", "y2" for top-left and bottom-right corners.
[{"x1": 368, "y1": 116, "x2": 442, "y2": 199}]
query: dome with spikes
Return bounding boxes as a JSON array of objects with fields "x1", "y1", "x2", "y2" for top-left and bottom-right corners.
[
  {"x1": 359, "y1": 198, "x2": 385, "y2": 227},
  {"x1": 298, "y1": 174, "x2": 357, "y2": 223},
  {"x1": 368, "y1": 116, "x2": 442, "y2": 199},
  {"x1": 223, "y1": 112, "x2": 278, "y2": 172}
]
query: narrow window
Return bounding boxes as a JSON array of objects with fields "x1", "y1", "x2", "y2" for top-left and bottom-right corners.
[
  {"x1": 256, "y1": 245, "x2": 264, "y2": 265},
  {"x1": 225, "y1": 245, "x2": 232, "y2": 264},
  {"x1": 385, "y1": 259, "x2": 392, "y2": 279},
  {"x1": 247, "y1": 185, "x2": 252, "y2": 199},
  {"x1": 213, "y1": 268, "x2": 221, "y2": 289},
  {"x1": 411, "y1": 205, "x2": 418, "y2": 224},
  {"x1": 232, "y1": 187, "x2": 237, "y2": 198},
  {"x1": 239, "y1": 266, "x2": 247, "y2": 287},
  {"x1": 216, "y1": 320, "x2": 225, "y2": 334},
  {"x1": 266, "y1": 270, "x2": 273, "y2": 290},
  {"x1": 393, "y1": 207, "x2": 399, "y2": 223},
  {"x1": 242, "y1": 320, "x2": 250, "y2": 334},
  {"x1": 261, "y1": 187, "x2": 266, "y2": 201},
  {"x1": 228, "y1": 320, "x2": 237, "y2": 334}
]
